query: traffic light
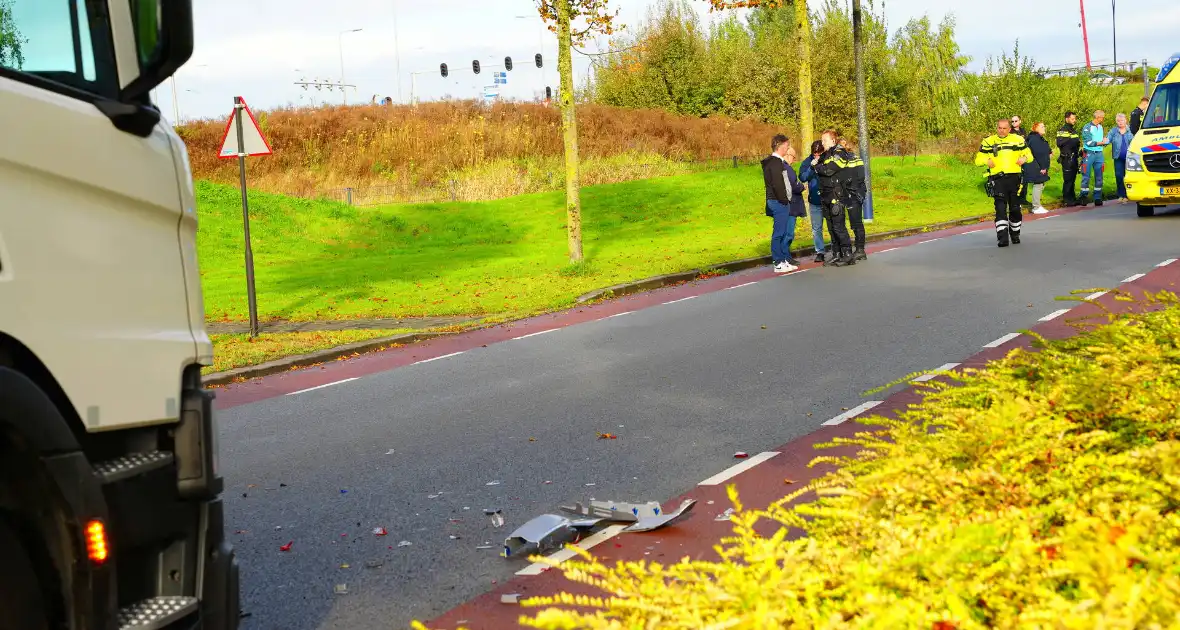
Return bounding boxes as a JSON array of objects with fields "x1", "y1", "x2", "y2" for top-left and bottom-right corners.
[
  {"x1": 504, "y1": 56, "x2": 513, "y2": 71},
  {"x1": 535, "y1": 53, "x2": 543, "y2": 68},
  {"x1": 545, "y1": 86, "x2": 552, "y2": 100},
  {"x1": 440, "y1": 63, "x2": 448, "y2": 78},
  {"x1": 472, "y1": 59, "x2": 481, "y2": 74}
]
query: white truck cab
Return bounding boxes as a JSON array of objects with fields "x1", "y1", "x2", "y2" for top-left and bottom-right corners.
[{"x1": 0, "y1": 1, "x2": 237, "y2": 628}]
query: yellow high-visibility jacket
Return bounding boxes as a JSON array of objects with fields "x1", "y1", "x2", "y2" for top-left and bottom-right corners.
[{"x1": 974, "y1": 134, "x2": 1033, "y2": 176}]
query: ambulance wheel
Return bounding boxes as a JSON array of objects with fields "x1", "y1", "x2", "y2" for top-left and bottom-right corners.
[{"x1": 1136, "y1": 204, "x2": 1154, "y2": 218}]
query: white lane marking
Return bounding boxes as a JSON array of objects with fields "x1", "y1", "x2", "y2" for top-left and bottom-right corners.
[
  {"x1": 515, "y1": 524, "x2": 628, "y2": 576},
  {"x1": 606, "y1": 311, "x2": 634, "y2": 319},
  {"x1": 286, "y1": 378, "x2": 358, "y2": 396},
  {"x1": 917, "y1": 238, "x2": 942, "y2": 244},
  {"x1": 821, "y1": 401, "x2": 883, "y2": 426},
  {"x1": 912, "y1": 363, "x2": 961, "y2": 383},
  {"x1": 1122, "y1": 273, "x2": 1146, "y2": 283},
  {"x1": 983, "y1": 333, "x2": 1022, "y2": 348},
  {"x1": 725, "y1": 282, "x2": 758, "y2": 290},
  {"x1": 1039, "y1": 309, "x2": 1072, "y2": 322},
  {"x1": 663, "y1": 296, "x2": 698, "y2": 305},
  {"x1": 1158, "y1": 258, "x2": 1177, "y2": 267},
  {"x1": 1084, "y1": 291, "x2": 1108, "y2": 301},
  {"x1": 513, "y1": 329, "x2": 557, "y2": 340},
  {"x1": 877, "y1": 247, "x2": 899, "y2": 253},
  {"x1": 960, "y1": 229, "x2": 984, "y2": 235},
  {"x1": 415, "y1": 351, "x2": 465, "y2": 365},
  {"x1": 698, "y1": 451, "x2": 780, "y2": 487},
  {"x1": 1040, "y1": 215, "x2": 1059, "y2": 220}
]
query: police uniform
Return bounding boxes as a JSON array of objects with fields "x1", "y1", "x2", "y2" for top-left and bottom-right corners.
[
  {"x1": 1055, "y1": 122, "x2": 1081, "y2": 206},
  {"x1": 975, "y1": 132, "x2": 1033, "y2": 247},
  {"x1": 834, "y1": 147, "x2": 868, "y2": 260},
  {"x1": 814, "y1": 147, "x2": 857, "y2": 266}
]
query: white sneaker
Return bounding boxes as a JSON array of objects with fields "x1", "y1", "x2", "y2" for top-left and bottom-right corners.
[
  {"x1": 773, "y1": 261, "x2": 798, "y2": 274},
  {"x1": 1032, "y1": 207, "x2": 1049, "y2": 214}
]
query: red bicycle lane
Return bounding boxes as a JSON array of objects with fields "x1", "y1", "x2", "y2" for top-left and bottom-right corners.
[
  {"x1": 210, "y1": 205, "x2": 1097, "y2": 411},
  {"x1": 423, "y1": 257, "x2": 1179, "y2": 629}
]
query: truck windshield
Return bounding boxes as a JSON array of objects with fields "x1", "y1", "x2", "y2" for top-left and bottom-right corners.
[{"x1": 1144, "y1": 84, "x2": 1180, "y2": 130}]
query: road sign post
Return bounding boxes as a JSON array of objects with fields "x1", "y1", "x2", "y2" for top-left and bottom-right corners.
[{"x1": 218, "y1": 96, "x2": 273, "y2": 338}]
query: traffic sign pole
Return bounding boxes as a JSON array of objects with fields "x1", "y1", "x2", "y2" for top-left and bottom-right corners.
[{"x1": 234, "y1": 96, "x2": 260, "y2": 337}]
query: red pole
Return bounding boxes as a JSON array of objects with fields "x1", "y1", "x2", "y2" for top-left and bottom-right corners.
[{"x1": 1080, "y1": 0, "x2": 1092, "y2": 70}]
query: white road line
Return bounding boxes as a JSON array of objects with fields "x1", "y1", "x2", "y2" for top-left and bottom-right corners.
[
  {"x1": 286, "y1": 378, "x2": 358, "y2": 396},
  {"x1": 1039, "y1": 309, "x2": 1072, "y2": 322},
  {"x1": 515, "y1": 524, "x2": 628, "y2": 576},
  {"x1": 1084, "y1": 291, "x2": 1108, "y2": 301},
  {"x1": 607, "y1": 311, "x2": 634, "y2": 319},
  {"x1": 912, "y1": 363, "x2": 961, "y2": 383},
  {"x1": 1158, "y1": 258, "x2": 1178, "y2": 267},
  {"x1": 663, "y1": 296, "x2": 698, "y2": 305},
  {"x1": 821, "y1": 401, "x2": 883, "y2": 426},
  {"x1": 983, "y1": 333, "x2": 1022, "y2": 348},
  {"x1": 513, "y1": 329, "x2": 557, "y2": 340},
  {"x1": 1122, "y1": 273, "x2": 1146, "y2": 283},
  {"x1": 415, "y1": 351, "x2": 465, "y2": 365},
  {"x1": 917, "y1": 238, "x2": 942, "y2": 244},
  {"x1": 725, "y1": 282, "x2": 758, "y2": 290},
  {"x1": 960, "y1": 229, "x2": 984, "y2": 235},
  {"x1": 1040, "y1": 215, "x2": 1059, "y2": 220},
  {"x1": 877, "y1": 247, "x2": 899, "y2": 253},
  {"x1": 698, "y1": 451, "x2": 780, "y2": 487}
]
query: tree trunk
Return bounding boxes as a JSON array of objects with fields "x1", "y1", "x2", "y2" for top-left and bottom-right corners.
[
  {"x1": 852, "y1": 0, "x2": 874, "y2": 221},
  {"x1": 556, "y1": 0, "x2": 584, "y2": 263},
  {"x1": 795, "y1": 0, "x2": 813, "y2": 151}
]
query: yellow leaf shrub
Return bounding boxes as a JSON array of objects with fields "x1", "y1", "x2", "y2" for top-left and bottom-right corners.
[{"x1": 515, "y1": 292, "x2": 1180, "y2": 629}]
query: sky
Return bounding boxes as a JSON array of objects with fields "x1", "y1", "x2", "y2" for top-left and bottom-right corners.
[{"x1": 157, "y1": 0, "x2": 1180, "y2": 124}]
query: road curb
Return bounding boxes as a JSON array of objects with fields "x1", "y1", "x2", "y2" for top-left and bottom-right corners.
[
  {"x1": 203, "y1": 331, "x2": 451, "y2": 386},
  {"x1": 574, "y1": 214, "x2": 989, "y2": 303}
]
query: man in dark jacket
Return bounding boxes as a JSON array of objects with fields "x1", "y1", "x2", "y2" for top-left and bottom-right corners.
[
  {"x1": 761, "y1": 134, "x2": 802, "y2": 272},
  {"x1": 798, "y1": 141, "x2": 827, "y2": 263},
  {"x1": 1056, "y1": 112, "x2": 1081, "y2": 206},
  {"x1": 814, "y1": 129, "x2": 857, "y2": 267},
  {"x1": 1130, "y1": 97, "x2": 1149, "y2": 135}
]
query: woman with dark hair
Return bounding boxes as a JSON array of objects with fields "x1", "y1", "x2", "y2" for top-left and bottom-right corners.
[{"x1": 1022, "y1": 122, "x2": 1053, "y2": 214}]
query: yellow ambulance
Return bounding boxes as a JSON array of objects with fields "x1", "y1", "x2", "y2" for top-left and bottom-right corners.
[{"x1": 1126, "y1": 52, "x2": 1180, "y2": 217}]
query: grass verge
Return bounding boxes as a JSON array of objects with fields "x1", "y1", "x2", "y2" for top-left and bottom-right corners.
[
  {"x1": 466, "y1": 291, "x2": 1180, "y2": 628},
  {"x1": 199, "y1": 154, "x2": 1065, "y2": 325},
  {"x1": 206, "y1": 329, "x2": 408, "y2": 375}
]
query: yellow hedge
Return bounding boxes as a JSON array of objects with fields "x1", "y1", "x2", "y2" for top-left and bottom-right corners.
[{"x1": 508, "y1": 292, "x2": 1180, "y2": 629}]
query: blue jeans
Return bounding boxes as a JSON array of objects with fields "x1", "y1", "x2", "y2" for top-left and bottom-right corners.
[
  {"x1": 1114, "y1": 157, "x2": 1127, "y2": 198},
  {"x1": 767, "y1": 200, "x2": 797, "y2": 263},
  {"x1": 808, "y1": 202, "x2": 825, "y2": 253},
  {"x1": 1080, "y1": 152, "x2": 1105, "y2": 201}
]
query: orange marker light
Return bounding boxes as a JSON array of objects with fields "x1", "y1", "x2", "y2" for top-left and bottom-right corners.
[{"x1": 86, "y1": 520, "x2": 108, "y2": 563}]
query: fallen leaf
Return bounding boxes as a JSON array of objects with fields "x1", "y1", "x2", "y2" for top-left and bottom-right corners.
[
  {"x1": 597, "y1": 432, "x2": 618, "y2": 440},
  {"x1": 340, "y1": 563, "x2": 350, "y2": 569},
  {"x1": 279, "y1": 541, "x2": 293, "y2": 552}
]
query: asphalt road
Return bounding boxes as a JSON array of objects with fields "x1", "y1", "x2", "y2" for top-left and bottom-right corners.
[{"x1": 219, "y1": 203, "x2": 1179, "y2": 630}]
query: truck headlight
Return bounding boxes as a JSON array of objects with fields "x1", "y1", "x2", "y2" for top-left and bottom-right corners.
[{"x1": 1127, "y1": 150, "x2": 1144, "y2": 172}]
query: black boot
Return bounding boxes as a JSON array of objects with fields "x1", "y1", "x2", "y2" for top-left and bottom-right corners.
[
  {"x1": 814, "y1": 252, "x2": 825, "y2": 263},
  {"x1": 1095, "y1": 197, "x2": 1104, "y2": 207},
  {"x1": 998, "y1": 229, "x2": 1010, "y2": 248},
  {"x1": 853, "y1": 247, "x2": 867, "y2": 261},
  {"x1": 831, "y1": 247, "x2": 856, "y2": 267},
  {"x1": 1011, "y1": 231, "x2": 1021, "y2": 245}
]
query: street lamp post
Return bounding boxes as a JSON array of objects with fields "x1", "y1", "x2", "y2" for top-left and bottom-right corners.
[{"x1": 339, "y1": 28, "x2": 363, "y2": 105}]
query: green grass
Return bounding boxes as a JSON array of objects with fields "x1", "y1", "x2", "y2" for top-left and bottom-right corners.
[
  {"x1": 196, "y1": 154, "x2": 1103, "y2": 324},
  {"x1": 206, "y1": 329, "x2": 411, "y2": 375}
]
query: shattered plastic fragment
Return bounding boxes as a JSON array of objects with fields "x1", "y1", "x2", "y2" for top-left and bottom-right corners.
[
  {"x1": 734, "y1": 452, "x2": 749, "y2": 459},
  {"x1": 543, "y1": 480, "x2": 553, "y2": 485},
  {"x1": 449, "y1": 535, "x2": 461, "y2": 540},
  {"x1": 279, "y1": 541, "x2": 293, "y2": 552},
  {"x1": 334, "y1": 584, "x2": 348, "y2": 595},
  {"x1": 373, "y1": 527, "x2": 388, "y2": 536},
  {"x1": 500, "y1": 594, "x2": 521, "y2": 605},
  {"x1": 486, "y1": 480, "x2": 502, "y2": 486},
  {"x1": 365, "y1": 559, "x2": 384, "y2": 569},
  {"x1": 597, "y1": 432, "x2": 618, "y2": 440},
  {"x1": 397, "y1": 540, "x2": 412, "y2": 547},
  {"x1": 427, "y1": 494, "x2": 442, "y2": 499},
  {"x1": 715, "y1": 508, "x2": 736, "y2": 522},
  {"x1": 623, "y1": 499, "x2": 697, "y2": 533},
  {"x1": 385, "y1": 449, "x2": 395, "y2": 455},
  {"x1": 485, "y1": 509, "x2": 506, "y2": 528},
  {"x1": 503, "y1": 514, "x2": 579, "y2": 558},
  {"x1": 475, "y1": 545, "x2": 495, "y2": 550},
  {"x1": 340, "y1": 563, "x2": 350, "y2": 569}
]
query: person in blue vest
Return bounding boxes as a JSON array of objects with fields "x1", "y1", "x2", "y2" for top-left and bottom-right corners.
[
  {"x1": 797, "y1": 140, "x2": 827, "y2": 263},
  {"x1": 1079, "y1": 110, "x2": 1110, "y2": 206}
]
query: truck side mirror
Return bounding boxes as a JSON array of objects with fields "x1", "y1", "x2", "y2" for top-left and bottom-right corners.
[{"x1": 120, "y1": 0, "x2": 195, "y2": 102}]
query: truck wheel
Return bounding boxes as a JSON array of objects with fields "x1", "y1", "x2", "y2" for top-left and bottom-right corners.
[
  {"x1": 0, "y1": 517, "x2": 50, "y2": 630},
  {"x1": 1136, "y1": 204, "x2": 1155, "y2": 218}
]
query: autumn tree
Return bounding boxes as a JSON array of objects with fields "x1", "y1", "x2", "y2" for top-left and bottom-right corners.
[
  {"x1": 704, "y1": 0, "x2": 812, "y2": 150},
  {"x1": 535, "y1": 0, "x2": 620, "y2": 264}
]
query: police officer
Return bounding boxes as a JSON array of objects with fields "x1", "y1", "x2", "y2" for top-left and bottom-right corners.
[
  {"x1": 814, "y1": 129, "x2": 857, "y2": 267},
  {"x1": 976, "y1": 118, "x2": 1033, "y2": 247},
  {"x1": 1056, "y1": 112, "x2": 1081, "y2": 206},
  {"x1": 835, "y1": 137, "x2": 868, "y2": 261}
]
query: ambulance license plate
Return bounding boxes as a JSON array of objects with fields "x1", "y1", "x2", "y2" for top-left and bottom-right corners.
[{"x1": 1163, "y1": 186, "x2": 1180, "y2": 196}]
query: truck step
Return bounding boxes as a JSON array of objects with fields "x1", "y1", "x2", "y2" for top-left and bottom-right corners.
[
  {"x1": 117, "y1": 596, "x2": 198, "y2": 629},
  {"x1": 94, "y1": 451, "x2": 174, "y2": 484}
]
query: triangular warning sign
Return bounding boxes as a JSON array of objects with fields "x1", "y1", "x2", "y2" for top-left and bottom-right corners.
[{"x1": 218, "y1": 97, "x2": 273, "y2": 159}]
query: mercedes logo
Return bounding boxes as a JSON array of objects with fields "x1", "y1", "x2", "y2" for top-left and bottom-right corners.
[{"x1": 1171, "y1": 154, "x2": 1180, "y2": 169}]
